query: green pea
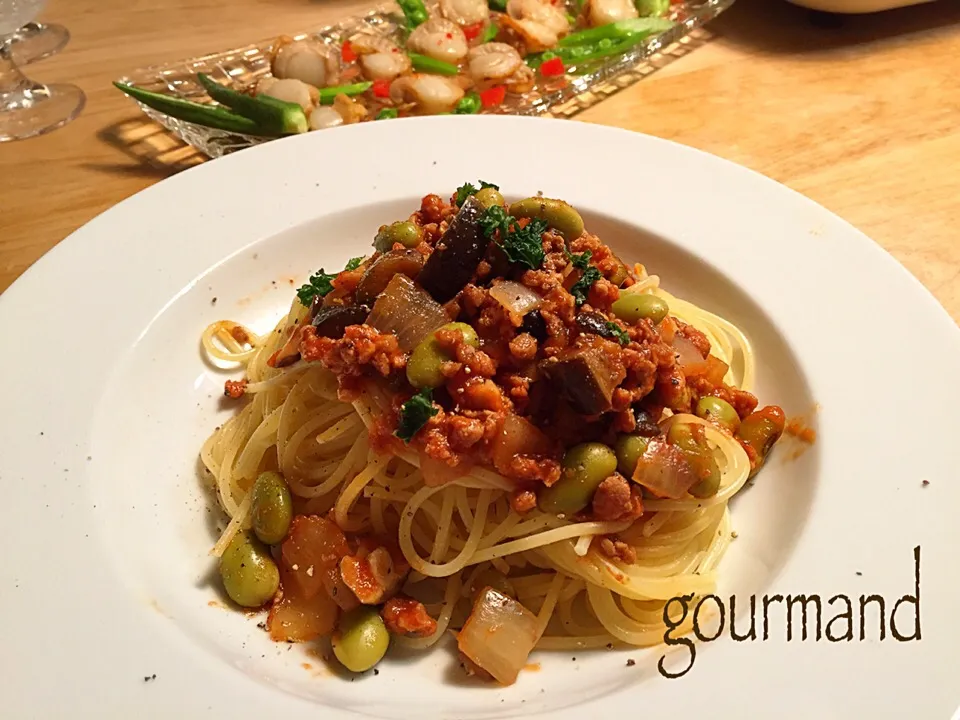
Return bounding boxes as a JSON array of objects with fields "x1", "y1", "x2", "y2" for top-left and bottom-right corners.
[
  {"x1": 332, "y1": 607, "x2": 390, "y2": 673},
  {"x1": 611, "y1": 293, "x2": 669, "y2": 325},
  {"x1": 406, "y1": 322, "x2": 480, "y2": 389},
  {"x1": 219, "y1": 531, "x2": 279, "y2": 608},
  {"x1": 251, "y1": 471, "x2": 293, "y2": 545},
  {"x1": 454, "y1": 92, "x2": 481, "y2": 115},
  {"x1": 614, "y1": 434, "x2": 649, "y2": 478},
  {"x1": 474, "y1": 186, "x2": 505, "y2": 209},
  {"x1": 667, "y1": 423, "x2": 720, "y2": 498},
  {"x1": 695, "y1": 396, "x2": 740, "y2": 433},
  {"x1": 374, "y1": 221, "x2": 422, "y2": 252},
  {"x1": 538, "y1": 442, "x2": 617, "y2": 516},
  {"x1": 509, "y1": 197, "x2": 584, "y2": 242}
]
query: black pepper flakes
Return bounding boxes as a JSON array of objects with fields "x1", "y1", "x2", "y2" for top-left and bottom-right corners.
[
  {"x1": 143, "y1": 674, "x2": 156, "y2": 682},
  {"x1": 211, "y1": 297, "x2": 217, "y2": 305},
  {"x1": 626, "y1": 659, "x2": 636, "y2": 667},
  {"x1": 855, "y1": 571, "x2": 862, "y2": 576},
  {"x1": 922, "y1": 480, "x2": 930, "y2": 487}
]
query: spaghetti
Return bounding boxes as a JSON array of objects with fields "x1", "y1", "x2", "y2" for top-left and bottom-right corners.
[{"x1": 200, "y1": 186, "x2": 785, "y2": 682}]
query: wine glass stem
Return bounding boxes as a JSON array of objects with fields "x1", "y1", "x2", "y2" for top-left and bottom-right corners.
[{"x1": 0, "y1": 41, "x2": 30, "y2": 96}]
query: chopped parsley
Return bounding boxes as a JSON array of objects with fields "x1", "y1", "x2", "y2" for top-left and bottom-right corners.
[
  {"x1": 570, "y1": 266, "x2": 602, "y2": 306},
  {"x1": 565, "y1": 247, "x2": 592, "y2": 271},
  {"x1": 395, "y1": 389, "x2": 439, "y2": 442},
  {"x1": 296, "y1": 257, "x2": 366, "y2": 306},
  {"x1": 479, "y1": 205, "x2": 511, "y2": 239},
  {"x1": 501, "y1": 217, "x2": 548, "y2": 270},
  {"x1": 478, "y1": 206, "x2": 546, "y2": 270},
  {"x1": 296, "y1": 269, "x2": 336, "y2": 306},
  {"x1": 605, "y1": 321, "x2": 629, "y2": 346},
  {"x1": 454, "y1": 180, "x2": 499, "y2": 206}
]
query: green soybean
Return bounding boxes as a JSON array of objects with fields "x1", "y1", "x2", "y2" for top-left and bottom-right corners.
[
  {"x1": 695, "y1": 396, "x2": 740, "y2": 433},
  {"x1": 218, "y1": 531, "x2": 279, "y2": 608},
  {"x1": 611, "y1": 293, "x2": 669, "y2": 324},
  {"x1": 251, "y1": 471, "x2": 293, "y2": 545},
  {"x1": 406, "y1": 322, "x2": 479, "y2": 389},
  {"x1": 509, "y1": 197, "x2": 584, "y2": 241},
  {"x1": 538, "y1": 442, "x2": 617, "y2": 515},
  {"x1": 333, "y1": 607, "x2": 390, "y2": 672},
  {"x1": 614, "y1": 433, "x2": 649, "y2": 478}
]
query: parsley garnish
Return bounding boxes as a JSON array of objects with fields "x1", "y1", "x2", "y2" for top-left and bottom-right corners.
[
  {"x1": 502, "y1": 217, "x2": 548, "y2": 270},
  {"x1": 479, "y1": 204, "x2": 511, "y2": 239},
  {"x1": 395, "y1": 389, "x2": 439, "y2": 442},
  {"x1": 606, "y1": 321, "x2": 629, "y2": 346},
  {"x1": 478, "y1": 206, "x2": 546, "y2": 270},
  {"x1": 565, "y1": 247, "x2": 592, "y2": 271},
  {"x1": 296, "y1": 256, "x2": 367, "y2": 306},
  {"x1": 570, "y1": 266, "x2": 602, "y2": 306},
  {"x1": 455, "y1": 180, "x2": 499, "y2": 206},
  {"x1": 296, "y1": 269, "x2": 336, "y2": 306}
]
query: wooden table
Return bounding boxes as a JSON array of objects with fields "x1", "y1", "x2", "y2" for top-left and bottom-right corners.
[{"x1": 3, "y1": 0, "x2": 959, "y2": 321}]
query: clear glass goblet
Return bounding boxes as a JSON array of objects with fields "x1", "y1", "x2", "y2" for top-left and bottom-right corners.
[
  {"x1": 0, "y1": 0, "x2": 85, "y2": 142},
  {"x1": 7, "y1": 20, "x2": 70, "y2": 64}
]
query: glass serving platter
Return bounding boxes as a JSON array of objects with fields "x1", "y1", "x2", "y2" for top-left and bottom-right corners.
[{"x1": 116, "y1": 0, "x2": 734, "y2": 159}]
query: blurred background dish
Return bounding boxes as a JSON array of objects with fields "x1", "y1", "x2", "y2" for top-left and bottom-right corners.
[{"x1": 786, "y1": 0, "x2": 934, "y2": 13}]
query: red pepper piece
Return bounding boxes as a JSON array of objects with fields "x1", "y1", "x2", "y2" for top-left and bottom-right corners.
[
  {"x1": 479, "y1": 85, "x2": 506, "y2": 107},
  {"x1": 372, "y1": 79, "x2": 391, "y2": 98},
  {"x1": 539, "y1": 57, "x2": 565, "y2": 77},
  {"x1": 341, "y1": 42, "x2": 356, "y2": 63},
  {"x1": 463, "y1": 22, "x2": 484, "y2": 41}
]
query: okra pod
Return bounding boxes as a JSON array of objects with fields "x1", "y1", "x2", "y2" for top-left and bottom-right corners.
[
  {"x1": 113, "y1": 81, "x2": 270, "y2": 136},
  {"x1": 197, "y1": 73, "x2": 307, "y2": 134}
]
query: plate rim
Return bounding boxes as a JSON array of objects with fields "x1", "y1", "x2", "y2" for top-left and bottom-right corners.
[{"x1": 3, "y1": 115, "x2": 959, "y2": 718}]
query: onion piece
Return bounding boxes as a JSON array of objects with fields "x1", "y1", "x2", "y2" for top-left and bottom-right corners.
[
  {"x1": 419, "y1": 447, "x2": 473, "y2": 487},
  {"x1": 489, "y1": 280, "x2": 542, "y2": 325},
  {"x1": 672, "y1": 334, "x2": 704, "y2": 368},
  {"x1": 457, "y1": 587, "x2": 540, "y2": 685},
  {"x1": 631, "y1": 437, "x2": 697, "y2": 499},
  {"x1": 489, "y1": 414, "x2": 551, "y2": 476},
  {"x1": 280, "y1": 515, "x2": 358, "y2": 610},
  {"x1": 367, "y1": 274, "x2": 449, "y2": 352},
  {"x1": 684, "y1": 354, "x2": 729, "y2": 385},
  {"x1": 267, "y1": 564, "x2": 339, "y2": 642}
]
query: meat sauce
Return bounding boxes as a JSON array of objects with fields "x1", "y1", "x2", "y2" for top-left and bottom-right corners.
[{"x1": 234, "y1": 190, "x2": 784, "y2": 529}]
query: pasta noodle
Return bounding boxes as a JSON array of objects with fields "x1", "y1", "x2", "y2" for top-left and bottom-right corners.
[
  {"x1": 198, "y1": 188, "x2": 787, "y2": 680},
  {"x1": 200, "y1": 284, "x2": 753, "y2": 652}
]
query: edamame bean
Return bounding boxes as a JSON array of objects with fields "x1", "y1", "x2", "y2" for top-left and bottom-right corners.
[
  {"x1": 695, "y1": 396, "x2": 740, "y2": 433},
  {"x1": 251, "y1": 471, "x2": 293, "y2": 545},
  {"x1": 538, "y1": 442, "x2": 617, "y2": 516},
  {"x1": 614, "y1": 434, "x2": 649, "y2": 478},
  {"x1": 737, "y1": 406, "x2": 785, "y2": 478},
  {"x1": 474, "y1": 187, "x2": 504, "y2": 209},
  {"x1": 406, "y1": 322, "x2": 480, "y2": 389},
  {"x1": 332, "y1": 607, "x2": 390, "y2": 672},
  {"x1": 611, "y1": 293, "x2": 669, "y2": 325},
  {"x1": 373, "y1": 221, "x2": 422, "y2": 252},
  {"x1": 667, "y1": 423, "x2": 721, "y2": 499},
  {"x1": 219, "y1": 531, "x2": 279, "y2": 608},
  {"x1": 509, "y1": 197, "x2": 584, "y2": 241}
]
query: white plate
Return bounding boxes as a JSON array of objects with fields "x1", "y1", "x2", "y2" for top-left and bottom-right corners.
[{"x1": 2, "y1": 116, "x2": 958, "y2": 719}]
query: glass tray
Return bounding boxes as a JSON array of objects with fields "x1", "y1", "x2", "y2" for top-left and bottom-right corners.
[{"x1": 117, "y1": 0, "x2": 734, "y2": 159}]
